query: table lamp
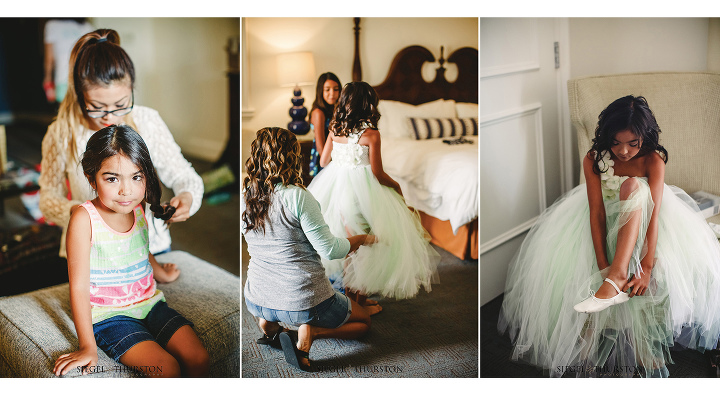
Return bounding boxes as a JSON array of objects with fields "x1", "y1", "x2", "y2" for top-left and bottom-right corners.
[{"x1": 277, "y1": 51, "x2": 316, "y2": 135}]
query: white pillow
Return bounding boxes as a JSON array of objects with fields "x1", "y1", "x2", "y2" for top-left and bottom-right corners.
[
  {"x1": 377, "y1": 99, "x2": 456, "y2": 139},
  {"x1": 455, "y1": 102, "x2": 478, "y2": 118}
]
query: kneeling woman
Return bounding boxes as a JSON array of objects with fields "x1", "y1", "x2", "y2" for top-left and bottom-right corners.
[{"x1": 242, "y1": 127, "x2": 375, "y2": 372}]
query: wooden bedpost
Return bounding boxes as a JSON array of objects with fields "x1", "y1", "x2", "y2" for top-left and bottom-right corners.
[
  {"x1": 353, "y1": 17, "x2": 362, "y2": 81},
  {"x1": 436, "y1": 46, "x2": 446, "y2": 81}
]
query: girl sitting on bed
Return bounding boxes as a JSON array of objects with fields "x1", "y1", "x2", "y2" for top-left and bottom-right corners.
[
  {"x1": 308, "y1": 72, "x2": 341, "y2": 177},
  {"x1": 307, "y1": 81, "x2": 440, "y2": 309},
  {"x1": 498, "y1": 95, "x2": 720, "y2": 377}
]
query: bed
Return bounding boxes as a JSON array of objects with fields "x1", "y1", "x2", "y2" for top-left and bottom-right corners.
[{"x1": 352, "y1": 21, "x2": 478, "y2": 260}]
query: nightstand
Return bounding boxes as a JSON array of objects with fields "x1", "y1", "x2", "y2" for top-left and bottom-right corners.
[{"x1": 296, "y1": 132, "x2": 314, "y2": 186}]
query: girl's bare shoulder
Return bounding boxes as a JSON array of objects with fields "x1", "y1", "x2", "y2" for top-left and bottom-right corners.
[
  {"x1": 644, "y1": 150, "x2": 665, "y2": 165},
  {"x1": 310, "y1": 108, "x2": 325, "y2": 122},
  {"x1": 67, "y1": 204, "x2": 91, "y2": 237},
  {"x1": 330, "y1": 131, "x2": 346, "y2": 143},
  {"x1": 360, "y1": 128, "x2": 380, "y2": 142},
  {"x1": 583, "y1": 150, "x2": 597, "y2": 168},
  {"x1": 70, "y1": 203, "x2": 90, "y2": 221},
  {"x1": 363, "y1": 127, "x2": 379, "y2": 135},
  {"x1": 643, "y1": 151, "x2": 666, "y2": 175}
]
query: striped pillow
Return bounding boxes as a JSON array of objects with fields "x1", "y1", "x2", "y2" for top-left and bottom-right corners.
[{"x1": 407, "y1": 117, "x2": 478, "y2": 140}]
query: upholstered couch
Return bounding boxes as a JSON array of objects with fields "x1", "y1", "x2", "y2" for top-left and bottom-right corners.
[
  {"x1": 568, "y1": 71, "x2": 720, "y2": 225},
  {"x1": 0, "y1": 251, "x2": 239, "y2": 378}
]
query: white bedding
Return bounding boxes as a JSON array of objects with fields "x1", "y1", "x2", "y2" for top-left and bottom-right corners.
[{"x1": 380, "y1": 136, "x2": 478, "y2": 234}]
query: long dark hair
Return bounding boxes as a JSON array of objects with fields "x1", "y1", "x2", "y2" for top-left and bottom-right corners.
[
  {"x1": 242, "y1": 127, "x2": 304, "y2": 233},
  {"x1": 81, "y1": 125, "x2": 173, "y2": 220},
  {"x1": 588, "y1": 95, "x2": 668, "y2": 174},
  {"x1": 60, "y1": 28, "x2": 138, "y2": 159},
  {"x1": 71, "y1": 29, "x2": 135, "y2": 115},
  {"x1": 310, "y1": 72, "x2": 342, "y2": 121},
  {"x1": 329, "y1": 81, "x2": 380, "y2": 137}
]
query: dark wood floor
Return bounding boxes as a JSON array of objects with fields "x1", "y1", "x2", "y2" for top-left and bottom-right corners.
[{"x1": 481, "y1": 294, "x2": 719, "y2": 378}]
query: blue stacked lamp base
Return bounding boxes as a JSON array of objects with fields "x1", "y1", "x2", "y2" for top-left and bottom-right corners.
[{"x1": 288, "y1": 87, "x2": 310, "y2": 135}]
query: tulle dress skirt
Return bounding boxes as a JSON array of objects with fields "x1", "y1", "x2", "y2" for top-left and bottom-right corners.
[
  {"x1": 307, "y1": 161, "x2": 440, "y2": 299},
  {"x1": 498, "y1": 177, "x2": 720, "y2": 377}
]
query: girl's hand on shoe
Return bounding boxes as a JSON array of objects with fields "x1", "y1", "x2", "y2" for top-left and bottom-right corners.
[{"x1": 624, "y1": 271, "x2": 652, "y2": 297}]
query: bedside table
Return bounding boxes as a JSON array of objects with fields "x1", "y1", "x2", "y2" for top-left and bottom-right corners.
[{"x1": 296, "y1": 132, "x2": 314, "y2": 186}]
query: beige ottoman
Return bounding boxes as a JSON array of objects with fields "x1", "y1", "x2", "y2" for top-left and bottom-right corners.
[{"x1": 0, "y1": 251, "x2": 239, "y2": 377}]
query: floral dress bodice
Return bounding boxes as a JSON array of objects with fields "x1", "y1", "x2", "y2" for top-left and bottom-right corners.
[
  {"x1": 597, "y1": 151, "x2": 629, "y2": 201},
  {"x1": 331, "y1": 129, "x2": 370, "y2": 168}
]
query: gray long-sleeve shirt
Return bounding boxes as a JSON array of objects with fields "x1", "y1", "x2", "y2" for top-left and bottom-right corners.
[{"x1": 242, "y1": 184, "x2": 350, "y2": 311}]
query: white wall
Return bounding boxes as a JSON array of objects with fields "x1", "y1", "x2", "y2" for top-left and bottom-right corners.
[
  {"x1": 479, "y1": 18, "x2": 568, "y2": 305},
  {"x1": 94, "y1": 17, "x2": 240, "y2": 162},
  {"x1": 242, "y1": 17, "x2": 478, "y2": 168}
]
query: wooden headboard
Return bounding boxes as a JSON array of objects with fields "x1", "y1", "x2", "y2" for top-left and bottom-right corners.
[{"x1": 352, "y1": 18, "x2": 478, "y2": 106}]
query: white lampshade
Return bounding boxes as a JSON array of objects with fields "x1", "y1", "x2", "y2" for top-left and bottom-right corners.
[{"x1": 277, "y1": 51, "x2": 316, "y2": 87}]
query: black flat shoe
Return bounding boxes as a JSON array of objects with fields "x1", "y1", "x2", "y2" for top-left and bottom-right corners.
[
  {"x1": 256, "y1": 327, "x2": 284, "y2": 348},
  {"x1": 279, "y1": 331, "x2": 313, "y2": 372}
]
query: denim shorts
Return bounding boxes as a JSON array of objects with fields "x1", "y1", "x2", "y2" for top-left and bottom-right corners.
[
  {"x1": 245, "y1": 291, "x2": 352, "y2": 329},
  {"x1": 93, "y1": 301, "x2": 193, "y2": 362}
]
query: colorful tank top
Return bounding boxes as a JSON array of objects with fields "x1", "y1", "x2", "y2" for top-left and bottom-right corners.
[{"x1": 81, "y1": 201, "x2": 165, "y2": 324}]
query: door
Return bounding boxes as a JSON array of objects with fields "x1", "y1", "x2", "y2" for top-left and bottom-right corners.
[{"x1": 480, "y1": 18, "x2": 571, "y2": 305}]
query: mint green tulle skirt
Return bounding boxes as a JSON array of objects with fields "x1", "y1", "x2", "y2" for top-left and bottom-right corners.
[
  {"x1": 307, "y1": 162, "x2": 440, "y2": 299},
  {"x1": 499, "y1": 178, "x2": 720, "y2": 377}
]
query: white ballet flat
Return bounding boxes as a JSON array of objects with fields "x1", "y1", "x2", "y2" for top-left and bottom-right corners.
[{"x1": 573, "y1": 278, "x2": 630, "y2": 313}]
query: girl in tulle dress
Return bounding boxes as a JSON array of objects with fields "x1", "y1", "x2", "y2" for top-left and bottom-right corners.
[
  {"x1": 499, "y1": 95, "x2": 720, "y2": 377},
  {"x1": 307, "y1": 82, "x2": 440, "y2": 311}
]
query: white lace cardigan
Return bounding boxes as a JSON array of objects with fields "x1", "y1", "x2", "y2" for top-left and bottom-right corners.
[{"x1": 39, "y1": 105, "x2": 204, "y2": 257}]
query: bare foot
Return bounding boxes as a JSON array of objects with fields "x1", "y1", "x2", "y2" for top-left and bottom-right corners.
[
  {"x1": 296, "y1": 324, "x2": 313, "y2": 369},
  {"x1": 363, "y1": 298, "x2": 379, "y2": 306},
  {"x1": 365, "y1": 304, "x2": 383, "y2": 315},
  {"x1": 259, "y1": 319, "x2": 281, "y2": 337}
]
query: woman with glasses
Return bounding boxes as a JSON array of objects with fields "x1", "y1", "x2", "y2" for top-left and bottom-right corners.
[{"x1": 39, "y1": 29, "x2": 203, "y2": 258}]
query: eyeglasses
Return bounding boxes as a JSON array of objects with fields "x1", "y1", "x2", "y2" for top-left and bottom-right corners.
[{"x1": 85, "y1": 92, "x2": 134, "y2": 119}]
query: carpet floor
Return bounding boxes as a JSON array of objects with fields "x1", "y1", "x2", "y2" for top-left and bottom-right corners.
[{"x1": 241, "y1": 240, "x2": 478, "y2": 378}]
